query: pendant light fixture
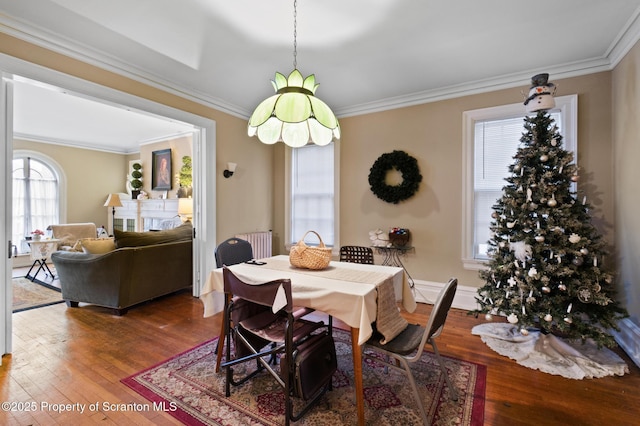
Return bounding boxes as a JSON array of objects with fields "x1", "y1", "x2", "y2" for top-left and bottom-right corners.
[{"x1": 247, "y1": 0, "x2": 340, "y2": 147}]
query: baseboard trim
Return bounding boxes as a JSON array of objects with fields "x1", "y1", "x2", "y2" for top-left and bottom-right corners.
[
  {"x1": 612, "y1": 318, "x2": 640, "y2": 368},
  {"x1": 412, "y1": 279, "x2": 478, "y2": 311}
]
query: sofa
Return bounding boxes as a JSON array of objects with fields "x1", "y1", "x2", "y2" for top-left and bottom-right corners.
[{"x1": 51, "y1": 222, "x2": 193, "y2": 315}]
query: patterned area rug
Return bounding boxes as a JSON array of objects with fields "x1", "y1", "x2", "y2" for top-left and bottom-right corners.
[
  {"x1": 122, "y1": 329, "x2": 486, "y2": 425},
  {"x1": 12, "y1": 277, "x2": 63, "y2": 313}
]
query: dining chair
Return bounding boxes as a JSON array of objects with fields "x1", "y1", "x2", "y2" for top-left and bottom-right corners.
[
  {"x1": 221, "y1": 267, "x2": 336, "y2": 425},
  {"x1": 214, "y1": 238, "x2": 262, "y2": 370},
  {"x1": 215, "y1": 237, "x2": 254, "y2": 268},
  {"x1": 213, "y1": 237, "x2": 315, "y2": 372},
  {"x1": 340, "y1": 245, "x2": 374, "y2": 264},
  {"x1": 363, "y1": 278, "x2": 459, "y2": 425}
]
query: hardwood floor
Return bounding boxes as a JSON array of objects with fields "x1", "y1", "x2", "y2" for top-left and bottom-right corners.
[{"x1": 2, "y1": 277, "x2": 639, "y2": 425}]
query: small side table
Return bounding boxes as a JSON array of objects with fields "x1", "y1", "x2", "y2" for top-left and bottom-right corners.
[
  {"x1": 26, "y1": 239, "x2": 59, "y2": 282},
  {"x1": 372, "y1": 245, "x2": 415, "y2": 288}
]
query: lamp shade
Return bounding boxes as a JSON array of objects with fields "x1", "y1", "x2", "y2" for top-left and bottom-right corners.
[
  {"x1": 103, "y1": 193, "x2": 123, "y2": 208},
  {"x1": 248, "y1": 70, "x2": 340, "y2": 148},
  {"x1": 178, "y1": 198, "x2": 193, "y2": 216}
]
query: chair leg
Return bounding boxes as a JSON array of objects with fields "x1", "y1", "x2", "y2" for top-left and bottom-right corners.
[
  {"x1": 215, "y1": 321, "x2": 225, "y2": 373},
  {"x1": 396, "y1": 356, "x2": 430, "y2": 425},
  {"x1": 430, "y1": 340, "x2": 459, "y2": 401}
]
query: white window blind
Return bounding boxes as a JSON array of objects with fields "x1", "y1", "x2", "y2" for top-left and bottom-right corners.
[
  {"x1": 473, "y1": 111, "x2": 562, "y2": 258},
  {"x1": 290, "y1": 143, "x2": 335, "y2": 246}
]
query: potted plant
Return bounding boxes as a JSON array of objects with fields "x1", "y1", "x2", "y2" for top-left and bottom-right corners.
[
  {"x1": 31, "y1": 229, "x2": 45, "y2": 241},
  {"x1": 130, "y1": 162, "x2": 143, "y2": 199},
  {"x1": 176, "y1": 155, "x2": 192, "y2": 198}
]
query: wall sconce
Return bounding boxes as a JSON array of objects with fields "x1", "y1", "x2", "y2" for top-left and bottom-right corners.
[{"x1": 224, "y1": 162, "x2": 237, "y2": 178}]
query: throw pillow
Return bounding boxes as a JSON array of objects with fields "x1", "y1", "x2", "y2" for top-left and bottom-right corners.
[
  {"x1": 114, "y1": 222, "x2": 193, "y2": 248},
  {"x1": 80, "y1": 238, "x2": 116, "y2": 254}
]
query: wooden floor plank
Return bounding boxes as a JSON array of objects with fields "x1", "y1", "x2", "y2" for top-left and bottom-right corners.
[{"x1": 2, "y1": 274, "x2": 639, "y2": 425}]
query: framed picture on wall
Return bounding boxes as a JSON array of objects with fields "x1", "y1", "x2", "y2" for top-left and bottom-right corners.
[{"x1": 152, "y1": 149, "x2": 172, "y2": 190}]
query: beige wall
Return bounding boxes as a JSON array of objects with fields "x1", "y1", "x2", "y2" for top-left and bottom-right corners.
[
  {"x1": 274, "y1": 72, "x2": 615, "y2": 288},
  {"x1": 613, "y1": 41, "x2": 640, "y2": 323},
  {"x1": 14, "y1": 139, "x2": 127, "y2": 227},
  {"x1": 0, "y1": 33, "x2": 273, "y2": 244},
  {"x1": 1, "y1": 32, "x2": 627, "y2": 296},
  {"x1": 137, "y1": 135, "x2": 192, "y2": 199}
]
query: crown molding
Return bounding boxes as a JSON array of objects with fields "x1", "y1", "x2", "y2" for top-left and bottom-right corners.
[
  {"x1": 13, "y1": 132, "x2": 135, "y2": 155},
  {"x1": 0, "y1": 16, "x2": 250, "y2": 119}
]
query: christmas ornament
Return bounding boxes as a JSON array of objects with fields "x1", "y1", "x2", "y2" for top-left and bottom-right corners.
[
  {"x1": 510, "y1": 241, "x2": 532, "y2": 261},
  {"x1": 578, "y1": 287, "x2": 592, "y2": 303},
  {"x1": 572, "y1": 257, "x2": 584, "y2": 266},
  {"x1": 520, "y1": 328, "x2": 530, "y2": 336},
  {"x1": 524, "y1": 73, "x2": 556, "y2": 112},
  {"x1": 540, "y1": 154, "x2": 549, "y2": 162},
  {"x1": 507, "y1": 313, "x2": 519, "y2": 324},
  {"x1": 535, "y1": 235, "x2": 545, "y2": 242},
  {"x1": 564, "y1": 317, "x2": 573, "y2": 324},
  {"x1": 547, "y1": 197, "x2": 557, "y2": 207},
  {"x1": 528, "y1": 267, "x2": 538, "y2": 277},
  {"x1": 580, "y1": 248, "x2": 589, "y2": 255},
  {"x1": 485, "y1": 313, "x2": 493, "y2": 321},
  {"x1": 569, "y1": 233, "x2": 581, "y2": 244},
  {"x1": 544, "y1": 313, "x2": 553, "y2": 322},
  {"x1": 542, "y1": 286, "x2": 551, "y2": 293}
]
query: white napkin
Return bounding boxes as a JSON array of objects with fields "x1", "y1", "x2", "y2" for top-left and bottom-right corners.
[{"x1": 272, "y1": 283, "x2": 287, "y2": 313}]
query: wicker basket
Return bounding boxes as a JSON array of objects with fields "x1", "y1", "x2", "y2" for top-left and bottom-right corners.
[{"x1": 289, "y1": 230, "x2": 332, "y2": 270}]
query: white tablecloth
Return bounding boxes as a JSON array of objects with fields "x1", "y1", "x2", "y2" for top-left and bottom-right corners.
[{"x1": 201, "y1": 255, "x2": 416, "y2": 345}]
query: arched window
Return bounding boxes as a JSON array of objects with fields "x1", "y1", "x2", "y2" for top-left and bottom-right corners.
[{"x1": 12, "y1": 154, "x2": 61, "y2": 254}]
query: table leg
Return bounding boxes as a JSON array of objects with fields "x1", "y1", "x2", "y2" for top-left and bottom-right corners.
[{"x1": 351, "y1": 327, "x2": 365, "y2": 426}]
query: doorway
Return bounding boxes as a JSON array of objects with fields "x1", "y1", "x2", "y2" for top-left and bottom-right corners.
[{"x1": 1, "y1": 56, "x2": 217, "y2": 360}]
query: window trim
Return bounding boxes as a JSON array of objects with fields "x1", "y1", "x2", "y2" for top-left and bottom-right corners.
[
  {"x1": 461, "y1": 94, "x2": 578, "y2": 270},
  {"x1": 284, "y1": 141, "x2": 340, "y2": 255}
]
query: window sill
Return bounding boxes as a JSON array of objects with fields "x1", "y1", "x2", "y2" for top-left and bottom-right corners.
[{"x1": 462, "y1": 257, "x2": 489, "y2": 271}]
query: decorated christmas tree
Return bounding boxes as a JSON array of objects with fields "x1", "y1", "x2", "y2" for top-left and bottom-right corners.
[{"x1": 473, "y1": 74, "x2": 627, "y2": 348}]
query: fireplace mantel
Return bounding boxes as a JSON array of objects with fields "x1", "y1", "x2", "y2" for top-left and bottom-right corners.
[{"x1": 110, "y1": 199, "x2": 179, "y2": 232}]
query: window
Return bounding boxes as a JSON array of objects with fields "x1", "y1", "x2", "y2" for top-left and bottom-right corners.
[
  {"x1": 462, "y1": 95, "x2": 577, "y2": 269},
  {"x1": 12, "y1": 153, "x2": 62, "y2": 254},
  {"x1": 286, "y1": 142, "x2": 339, "y2": 248}
]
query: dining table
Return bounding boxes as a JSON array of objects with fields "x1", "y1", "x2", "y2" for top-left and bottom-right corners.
[{"x1": 200, "y1": 254, "x2": 416, "y2": 426}]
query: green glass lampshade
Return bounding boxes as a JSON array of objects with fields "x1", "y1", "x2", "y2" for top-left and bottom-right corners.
[{"x1": 248, "y1": 69, "x2": 340, "y2": 147}]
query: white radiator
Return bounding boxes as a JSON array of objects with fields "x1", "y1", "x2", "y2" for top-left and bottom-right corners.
[{"x1": 235, "y1": 230, "x2": 273, "y2": 259}]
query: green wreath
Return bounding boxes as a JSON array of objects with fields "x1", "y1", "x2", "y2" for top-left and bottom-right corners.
[{"x1": 368, "y1": 150, "x2": 422, "y2": 204}]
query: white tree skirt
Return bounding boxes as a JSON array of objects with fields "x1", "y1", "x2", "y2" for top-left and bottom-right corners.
[{"x1": 472, "y1": 323, "x2": 629, "y2": 379}]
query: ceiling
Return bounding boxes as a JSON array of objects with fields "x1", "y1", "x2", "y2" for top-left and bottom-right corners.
[{"x1": 2, "y1": 0, "x2": 640, "y2": 152}]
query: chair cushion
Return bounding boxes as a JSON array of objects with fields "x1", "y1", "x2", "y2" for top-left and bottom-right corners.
[
  {"x1": 79, "y1": 238, "x2": 116, "y2": 254},
  {"x1": 367, "y1": 323, "x2": 425, "y2": 355},
  {"x1": 114, "y1": 222, "x2": 192, "y2": 248},
  {"x1": 240, "y1": 311, "x2": 324, "y2": 343}
]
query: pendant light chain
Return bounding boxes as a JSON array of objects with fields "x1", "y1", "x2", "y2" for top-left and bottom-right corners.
[{"x1": 293, "y1": 0, "x2": 297, "y2": 70}]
